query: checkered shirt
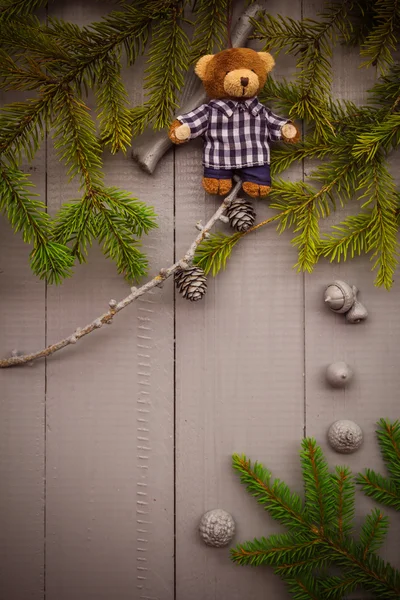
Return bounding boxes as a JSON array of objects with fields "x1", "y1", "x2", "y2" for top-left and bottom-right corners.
[{"x1": 177, "y1": 97, "x2": 288, "y2": 169}]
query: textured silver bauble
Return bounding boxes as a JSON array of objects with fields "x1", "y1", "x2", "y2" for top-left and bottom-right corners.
[
  {"x1": 328, "y1": 420, "x2": 363, "y2": 454},
  {"x1": 199, "y1": 509, "x2": 235, "y2": 547},
  {"x1": 326, "y1": 362, "x2": 353, "y2": 388}
]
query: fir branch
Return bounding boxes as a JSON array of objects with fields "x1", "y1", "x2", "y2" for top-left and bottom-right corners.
[
  {"x1": 0, "y1": 164, "x2": 73, "y2": 283},
  {"x1": 319, "y1": 212, "x2": 374, "y2": 263},
  {"x1": 190, "y1": 0, "x2": 230, "y2": 62},
  {"x1": 131, "y1": 6, "x2": 190, "y2": 135},
  {"x1": 0, "y1": 0, "x2": 49, "y2": 21},
  {"x1": 368, "y1": 63, "x2": 400, "y2": 111},
  {"x1": 96, "y1": 50, "x2": 132, "y2": 154},
  {"x1": 96, "y1": 207, "x2": 149, "y2": 282},
  {"x1": 232, "y1": 441, "x2": 400, "y2": 599},
  {"x1": 359, "y1": 508, "x2": 389, "y2": 559},
  {"x1": 358, "y1": 159, "x2": 398, "y2": 289},
  {"x1": 231, "y1": 454, "x2": 308, "y2": 532},
  {"x1": 316, "y1": 573, "x2": 360, "y2": 599},
  {"x1": 253, "y1": 2, "x2": 354, "y2": 139},
  {"x1": 361, "y1": 0, "x2": 400, "y2": 74},
  {"x1": 357, "y1": 469, "x2": 400, "y2": 510},
  {"x1": 193, "y1": 231, "x2": 241, "y2": 275},
  {"x1": 331, "y1": 466, "x2": 355, "y2": 540},
  {"x1": 376, "y1": 418, "x2": 400, "y2": 481},
  {"x1": 300, "y1": 439, "x2": 335, "y2": 531},
  {"x1": 285, "y1": 575, "x2": 322, "y2": 600},
  {"x1": 51, "y1": 85, "x2": 103, "y2": 188},
  {"x1": 352, "y1": 113, "x2": 400, "y2": 160}
]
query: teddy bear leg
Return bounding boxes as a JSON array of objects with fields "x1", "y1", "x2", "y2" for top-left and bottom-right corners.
[
  {"x1": 240, "y1": 165, "x2": 271, "y2": 198},
  {"x1": 242, "y1": 182, "x2": 271, "y2": 198},
  {"x1": 202, "y1": 177, "x2": 232, "y2": 195}
]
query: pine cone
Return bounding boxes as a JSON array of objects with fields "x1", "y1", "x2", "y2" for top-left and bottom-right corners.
[
  {"x1": 175, "y1": 266, "x2": 207, "y2": 301},
  {"x1": 225, "y1": 197, "x2": 256, "y2": 232}
]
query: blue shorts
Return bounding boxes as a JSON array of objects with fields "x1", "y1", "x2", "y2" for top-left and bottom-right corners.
[{"x1": 203, "y1": 164, "x2": 271, "y2": 186}]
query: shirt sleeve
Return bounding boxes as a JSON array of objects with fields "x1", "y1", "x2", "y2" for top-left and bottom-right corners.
[
  {"x1": 176, "y1": 104, "x2": 209, "y2": 138},
  {"x1": 264, "y1": 108, "x2": 289, "y2": 141}
]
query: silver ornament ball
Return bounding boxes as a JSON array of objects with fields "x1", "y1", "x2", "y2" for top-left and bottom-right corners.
[
  {"x1": 326, "y1": 362, "x2": 353, "y2": 388},
  {"x1": 199, "y1": 509, "x2": 235, "y2": 547},
  {"x1": 328, "y1": 420, "x2": 363, "y2": 454}
]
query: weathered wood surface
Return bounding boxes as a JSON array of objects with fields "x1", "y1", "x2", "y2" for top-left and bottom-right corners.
[{"x1": 1, "y1": 0, "x2": 400, "y2": 599}]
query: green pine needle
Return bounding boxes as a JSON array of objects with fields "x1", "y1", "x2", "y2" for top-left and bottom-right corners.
[
  {"x1": 360, "y1": 0, "x2": 400, "y2": 74},
  {"x1": 357, "y1": 419, "x2": 400, "y2": 511},
  {"x1": 193, "y1": 231, "x2": 242, "y2": 276},
  {"x1": 190, "y1": 0, "x2": 230, "y2": 62}
]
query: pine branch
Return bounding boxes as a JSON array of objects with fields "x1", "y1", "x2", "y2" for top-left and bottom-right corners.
[
  {"x1": 352, "y1": 113, "x2": 400, "y2": 160},
  {"x1": 252, "y1": 2, "x2": 353, "y2": 139},
  {"x1": 193, "y1": 231, "x2": 241, "y2": 275},
  {"x1": 51, "y1": 85, "x2": 103, "y2": 188},
  {"x1": 376, "y1": 418, "x2": 400, "y2": 480},
  {"x1": 301, "y1": 439, "x2": 335, "y2": 531},
  {"x1": 285, "y1": 575, "x2": 322, "y2": 600},
  {"x1": 190, "y1": 0, "x2": 230, "y2": 62},
  {"x1": 96, "y1": 50, "x2": 132, "y2": 154},
  {"x1": 357, "y1": 469, "x2": 400, "y2": 510},
  {"x1": 331, "y1": 466, "x2": 355, "y2": 540},
  {"x1": 131, "y1": 6, "x2": 190, "y2": 135},
  {"x1": 319, "y1": 212, "x2": 374, "y2": 263},
  {"x1": 358, "y1": 159, "x2": 398, "y2": 289},
  {"x1": 231, "y1": 454, "x2": 308, "y2": 532},
  {"x1": 368, "y1": 63, "x2": 400, "y2": 111},
  {"x1": 361, "y1": 0, "x2": 400, "y2": 74},
  {"x1": 359, "y1": 508, "x2": 389, "y2": 559},
  {"x1": 232, "y1": 442, "x2": 400, "y2": 599},
  {"x1": 0, "y1": 164, "x2": 73, "y2": 283},
  {"x1": 0, "y1": 0, "x2": 49, "y2": 21}
]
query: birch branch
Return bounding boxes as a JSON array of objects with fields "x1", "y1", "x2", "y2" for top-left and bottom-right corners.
[
  {"x1": 0, "y1": 180, "x2": 242, "y2": 368},
  {"x1": 131, "y1": 3, "x2": 263, "y2": 174}
]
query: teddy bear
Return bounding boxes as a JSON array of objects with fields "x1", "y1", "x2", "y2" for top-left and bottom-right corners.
[{"x1": 168, "y1": 48, "x2": 300, "y2": 198}]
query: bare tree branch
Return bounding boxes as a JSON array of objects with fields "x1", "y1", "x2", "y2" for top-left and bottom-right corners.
[{"x1": 0, "y1": 179, "x2": 242, "y2": 368}]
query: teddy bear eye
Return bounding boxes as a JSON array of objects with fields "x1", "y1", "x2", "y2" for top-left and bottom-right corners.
[
  {"x1": 226, "y1": 71, "x2": 230, "y2": 75},
  {"x1": 251, "y1": 69, "x2": 256, "y2": 73}
]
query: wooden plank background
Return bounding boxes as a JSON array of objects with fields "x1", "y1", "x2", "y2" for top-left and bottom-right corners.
[{"x1": 1, "y1": 0, "x2": 399, "y2": 598}]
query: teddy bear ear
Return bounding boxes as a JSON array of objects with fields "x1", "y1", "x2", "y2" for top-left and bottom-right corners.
[
  {"x1": 257, "y1": 52, "x2": 275, "y2": 73},
  {"x1": 195, "y1": 55, "x2": 214, "y2": 80}
]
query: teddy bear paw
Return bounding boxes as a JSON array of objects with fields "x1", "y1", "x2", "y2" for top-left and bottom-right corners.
[
  {"x1": 242, "y1": 182, "x2": 271, "y2": 198},
  {"x1": 202, "y1": 177, "x2": 232, "y2": 196}
]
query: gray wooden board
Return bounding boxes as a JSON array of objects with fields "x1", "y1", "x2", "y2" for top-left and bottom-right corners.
[
  {"x1": 0, "y1": 91, "x2": 45, "y2": 598},
  {"x1": 1, "y1": 0, "x2": 400, "y2": 599},
  {"x1": 303, "y1": 0, "x2": 400, "y2": 571},
  {"x1": 44, "y1": 2, "x2": 174, "y2": 599},
  {"x1": 174, "y1": 2, "x2": 304, "y2": 598}
]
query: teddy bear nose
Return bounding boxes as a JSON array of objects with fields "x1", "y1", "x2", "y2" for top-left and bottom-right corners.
[{"x1": 240, "y1": 77, "x2": 249, "y2": 87}]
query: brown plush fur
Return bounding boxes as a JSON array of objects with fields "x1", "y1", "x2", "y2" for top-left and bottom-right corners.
[
  {"x1": 242, "y1": 182, "x2": 271, "y2": 198},
  {"x1": 194, "y1": 48, "x2": 274, "y2": 99},
  {"x1": 169, "y1": 119, "x2": 188, "y2": 144},
  {"x1": 202, "y1": 177, "x2": 232, "y2": 195}
]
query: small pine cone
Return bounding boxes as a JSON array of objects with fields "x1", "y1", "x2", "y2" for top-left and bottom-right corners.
[
  {"x1": 225, "y1": 197, "x2": 256, "y2": 232},
  {"x1": 175, "y1": 266, "x2": 207, "y2": 302}
]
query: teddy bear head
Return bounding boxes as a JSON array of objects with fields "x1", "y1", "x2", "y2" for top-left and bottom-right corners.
[{"x1": 194, "y1": 48, "x2": 275, "y2": 100}]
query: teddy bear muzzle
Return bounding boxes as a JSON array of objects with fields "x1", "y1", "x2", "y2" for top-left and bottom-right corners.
[{"x1": 224, "y1": 69, "x2": 259, "y2": 97}]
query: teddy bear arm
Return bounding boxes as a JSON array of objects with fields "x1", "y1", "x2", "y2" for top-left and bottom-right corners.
[
  {"x1": 281, "y1": 122, "x2": 301, "y2": 144},
  {"x1": 169, "y1": 119, "x2": 190, "y2": 145}
]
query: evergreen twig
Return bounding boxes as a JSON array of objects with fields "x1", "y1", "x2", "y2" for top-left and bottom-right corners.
[{"x1": 231, "y1": 439, "x2": 400, "y2": 599}]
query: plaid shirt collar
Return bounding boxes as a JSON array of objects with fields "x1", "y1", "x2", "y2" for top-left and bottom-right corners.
[{"x1": 208, "y1": 97, "x2": 264, "y2": 117}]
